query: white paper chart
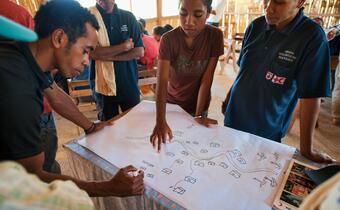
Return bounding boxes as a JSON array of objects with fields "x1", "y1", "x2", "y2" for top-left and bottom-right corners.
[{"x1": 78, "y1": 101, "x2": 295, "y2": 210}]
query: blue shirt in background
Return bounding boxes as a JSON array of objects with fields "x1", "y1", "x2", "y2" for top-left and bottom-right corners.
[
  {"x1": 90, "y1": 4, "x2": 143, "y2": 102},
  {"x1": 224, "y1": 9, "x2": 331, "y2": 142}
]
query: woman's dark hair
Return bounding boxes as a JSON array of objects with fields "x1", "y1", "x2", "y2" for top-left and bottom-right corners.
[
  {"x1": 179, "y1": 0, "x2": 212, "y2": 13},
  {"x1": 34, "y1": 0, "x2": 99, "y2": 44},
  {"x1": 153, "y1": 26, "x2": 165, "y2": 36},
  {"x1": 163, "y1": 24, "x2": 173, "y2": 33}
]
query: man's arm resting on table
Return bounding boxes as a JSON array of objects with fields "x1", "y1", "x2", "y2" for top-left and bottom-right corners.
[
  {"x1": 17, "y1": 153, "x2": 144, "y2": 197},
  {"x1": 299, "y1": 98, "x2": 334, "y2": 163}
]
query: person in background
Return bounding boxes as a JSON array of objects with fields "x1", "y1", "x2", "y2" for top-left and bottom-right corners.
[
  {"x1": 0, "y1": 0, "x2": 144, "y2": 197},
  {"x1": 222, "y1": 0, "x2": 334, "y2": 163},
  {"x1": 89, "y1": 0, "x2": 144, "y2": 121},
  {"x1": 138, "y1": 18, "x2": 149, "y2": 35},
  {"x1": 328, "y1": 26, "x2": 340, "y2": 126},
  {"x1": 206, "y1": 0, "x2": 227, "y2": 27},
  {"x1": 152, "y1": 25, "x2": 164, "y2": 42},
  {"x1": 0, "y1": 0, "x2": 60, "y2": 174},
  {"x1": 163, "y1": 24, "x2": 174, "y2": 33},
  {"x1": 138, "y1": 21, "x2": 159, "y2": 70},
  {"x1": 150, "y1": 0, "x2": 224, "y2": 151},
  {"x1": 312, "y1": 17, "x2": 324, "y2": 27}
]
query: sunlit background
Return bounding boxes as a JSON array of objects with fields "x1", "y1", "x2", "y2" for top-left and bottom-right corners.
[{"x1": 75, "y1": 0, "x2": 172, "y2": 19}]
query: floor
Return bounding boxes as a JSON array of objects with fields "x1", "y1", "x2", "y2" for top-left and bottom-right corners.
[{"x1": 54, "y1": 61, "x2": 340, "y2": 173}]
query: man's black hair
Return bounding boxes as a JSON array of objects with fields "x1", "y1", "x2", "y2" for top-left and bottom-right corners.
[{"x1": 34, "y1": 0, "x2": 99, "y2": 44}]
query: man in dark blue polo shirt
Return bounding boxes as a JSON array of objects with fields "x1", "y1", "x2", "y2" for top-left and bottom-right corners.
[
  {"x1": 90, "y1": 0, "x2": 144, "y2": 121},
  {"x1": 223, "y1": 0, "x2": 334, "y2": 163}
]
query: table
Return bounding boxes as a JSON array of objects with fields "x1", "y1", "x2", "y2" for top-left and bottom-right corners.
[
  {"x1": 64, "y1": 138, "x2": 185, "y2": 210},
  {"x1": 63, "y1": 107, "x2": 327, "y2": 210}
]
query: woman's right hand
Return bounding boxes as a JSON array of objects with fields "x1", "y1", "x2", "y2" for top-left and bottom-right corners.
[{"x1": 150, "y1": 121, "x2": 173, "y2": 152}]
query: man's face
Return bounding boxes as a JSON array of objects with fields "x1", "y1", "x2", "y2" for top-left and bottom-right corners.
[
  {"x1": 179, "y1": 0, "x2": 210, "y2": 38},
  {"x1": 55, "y1": 23, "x2": 98, "y2": 78},
  {"x1": 97, "y1": 0, "x2": 115, "y2": 12},
  {"x1": 263, "y1": 0, "x2": 304, "y2": 31}
]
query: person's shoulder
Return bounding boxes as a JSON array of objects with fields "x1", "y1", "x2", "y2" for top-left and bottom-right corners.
[
  {"x1": 162, "y1": 26, "x2": 181, "y2": 39},
  {"x1": 249, "y1": 16, "x2": 266, "y2": 28},
  {"x1": 298, "y1": 17, "x2": 327, "y2": 42},
  {"x1": 117, "y1": 7, "x2": 136, "y2": 19},
  {"x1": 205, "y1": 24, "x2": 223, "y2": 34},
  {"x1": 0, "y1": 41, "x2": 27, "y2": 61}
]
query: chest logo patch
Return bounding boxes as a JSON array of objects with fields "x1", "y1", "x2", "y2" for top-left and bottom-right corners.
[
  {"x1": 278, "y1": 50, "x2": 296, "y2": 63},
  {"x1": 265, "y1": 71, "x2": 286, "y2": 85},
  {"x1": 121, "y1": 25, "x2": 128, "y2": 32}
]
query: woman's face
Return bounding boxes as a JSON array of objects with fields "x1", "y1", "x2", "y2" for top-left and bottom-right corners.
[{"x1": 179, "y1": 0, "x2": 210, "y2": 38}]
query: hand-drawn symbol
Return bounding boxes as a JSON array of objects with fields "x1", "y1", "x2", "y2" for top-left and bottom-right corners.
[
  {"x1": 208, "y1": 161, "x2": 216, "y2": 166},
  {"x1": 194, "y1": 160, "x2": 204, "y2": 167},
  {"x1": 147, "y1": 173, "x2": 154, "y2": 178},
  {"x1": 228, "y1": 149, "x2": 242, "y2": 157},
  {"x1": 229, "y1": 170, "x2": 241, "y2": 178},
  {"x1": 184, "y1": 176, "x2": 197, "y2": 184},
  {"x1": 273, "y1": 152, "x2": 279, "y2": 161},
  {"x1": 219, "y1": 162, "x2": 229, "y2": 169},
  {"x1": 200, "y1": 149, "x2": 208, "y2": 153},
  {"x1": 186, "y1": 124, "x2": 196, "y2": 129},
  {"x1": 210, "y1": 142, "x2": 221, "y2": 148},
  {"x1": 236, "y1": 157, "x2": 247, "y2": 164},
  {"x1": 166, "y1": 152, "x2": 175, "y2": 157},
  {"x1": 173, "y1": 130, "x2": 184, "y2": 137},
  {"x1": 185, "y1": 141, "x2": 191, "y2": 144},
  {"x1": 270, "y1": 161, "x2": 282, "y2": 169},
  {"x1": 257, "y1": 152, "x2": 267, "y2": 161},
  {"x1": 172, "y1": 186, "x2": 186, "y2": 195},
  {"x1": 142, "y1": 160, "x2": 154, "y2": 167},
  {"x1": 175, "y1": 159, "x2": 184, "y2": 165},
  {"x1": 193, "y1": 141, "x2": 199, "y2": 145},
  {"x1": 253, "y1": 176, "x2": 277, "y2": 188},
  {"x1": 161, "y1": 168, "x2": 172, "y2": 175},
  {"x1": 140, "y1": 166, "x2": 147, "y2": 171},
  {"x1": 181, "y1": 151, "x2": 189, "y2": 156}
]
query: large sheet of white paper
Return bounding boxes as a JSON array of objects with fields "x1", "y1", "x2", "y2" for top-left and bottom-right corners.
[{"x1": 78, "y1": 101, "x2": 295, "y2": 210}]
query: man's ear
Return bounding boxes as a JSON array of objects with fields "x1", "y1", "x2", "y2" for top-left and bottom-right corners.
[{"x1": 51, "y1": 29, "x2": 68, "y2": 48}]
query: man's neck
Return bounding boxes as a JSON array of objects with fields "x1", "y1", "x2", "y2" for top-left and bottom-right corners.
[{"x1": 28, "y1": 40, "x2": 54, "y2": 72}]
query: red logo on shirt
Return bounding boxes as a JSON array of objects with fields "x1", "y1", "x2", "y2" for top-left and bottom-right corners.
[{"x1": 265, "y1": 71, "x2": 286, "y2": 85}]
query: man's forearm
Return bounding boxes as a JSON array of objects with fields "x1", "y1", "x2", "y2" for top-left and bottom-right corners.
[
  {"x1": 38, "y1": 169, "x2": 111, "y2": 197},
  {"x1": 299, "y1": 98, "x2": 320, "y2": 155},
  {"x1": 90, "y1": 44, "x2": 129, "y2": 60},
  {"x1": 99, "y1": 47, "x2": 144, "y2": 61},
  {"x1": 44, "y1": 84, "x2": 92, "y2": 130}
]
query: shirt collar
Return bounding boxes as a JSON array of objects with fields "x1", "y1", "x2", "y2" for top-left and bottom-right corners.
[{"x1": 265, "y1": 8, "x2": 305, "y2": 35}]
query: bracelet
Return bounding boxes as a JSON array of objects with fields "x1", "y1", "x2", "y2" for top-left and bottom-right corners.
[
  {"x1": 194, "y1": 115, "x2": 203, "y2": 119},
  {"x1": 84, "y1": 122, "x2": 95, "y2": 134}
]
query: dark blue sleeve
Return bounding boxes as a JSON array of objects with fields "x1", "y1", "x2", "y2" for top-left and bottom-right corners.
[
  {"x1": 237, "y1": 23, "x2": 253, "y2": 66},
  {"x1": 297, "y1": 32, "x2": 331, "y2": 98},
  {"x1": 129, "y1": 13, "x2": 143, "y2": 48}
]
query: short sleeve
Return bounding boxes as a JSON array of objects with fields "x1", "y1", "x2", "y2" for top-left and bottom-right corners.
[
  {"x1": 158, "y1": 32, "x2": 171, "y2": 60},
  {"x1": 130, "y1": 13, "x2": 143, "y2": 48},
  {"x1": 211, "y1": 28, "x2": 224, "y2": 57},
  {"x1": 297, "y1": 33, "x2": 331, "y2": 98},
  {"x1": 237, "y1": 23, "x2": 253, "y2": 66},
  {"x1": 0, "y1": 52, "x2": 42, "y2": 160}
]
